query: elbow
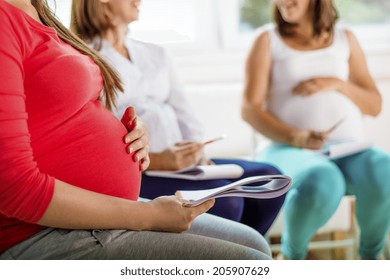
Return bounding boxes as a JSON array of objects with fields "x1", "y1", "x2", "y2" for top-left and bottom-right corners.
[
  {"x1": 370, "y1": 94, "x2": 383, "y2": 117},
  {"x1": 0, "y1": 170, "x2": 54, "y2": 223},
  {"x1": 241, "y1": 105, "x2": 247, "y2": 122},
  {"x1": 371, "y1": 105, "x2": 382, "y2": 117},
  {"x1": 241, "y1": 102, "x2": 251, "y2": 124}
]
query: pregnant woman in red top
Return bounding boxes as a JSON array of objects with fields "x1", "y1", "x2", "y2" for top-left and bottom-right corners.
[{"x1": 0, "y1": 0, "x2": 272, "y2": 260}]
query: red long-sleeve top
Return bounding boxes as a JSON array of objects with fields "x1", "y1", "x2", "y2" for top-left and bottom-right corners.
[{"x1": 0, "y1": 0, "x2": 141, "y2": 253}]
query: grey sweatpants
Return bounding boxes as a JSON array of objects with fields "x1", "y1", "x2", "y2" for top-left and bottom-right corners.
[{"x1": 0, "y1": 213, "x2": 272, "y2": 260}]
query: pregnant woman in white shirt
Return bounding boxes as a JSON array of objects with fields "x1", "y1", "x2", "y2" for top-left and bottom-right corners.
[{"x1": 242, "y1": 0, "x2": 390, "y2": 259}]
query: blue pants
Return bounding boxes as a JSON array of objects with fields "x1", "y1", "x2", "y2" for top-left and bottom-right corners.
[
  {"x1": 257, "y1": 145, "x2": 390, "y2": 259},
  {"x1": 141, "y1": 159, "x2": 286, "y2": 235}
]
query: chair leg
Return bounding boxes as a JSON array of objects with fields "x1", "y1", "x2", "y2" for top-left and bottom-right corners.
[
  {"x1": 331, "y1": 231, "x2": 347, "y2": 259},
  {"x1": 350, "y1": 199, "x2": 359, "y2": 260},
  {"x1": 384, "y1": 234, "x2": 390, "y2": 260}
]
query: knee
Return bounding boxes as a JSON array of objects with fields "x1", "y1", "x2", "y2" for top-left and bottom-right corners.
[
  {"x1": 364, "y1": 150, "x2": 390, "y2": 199},
  {"x1": 241, "y1": 161, "x2": 282, "y2": 177},
  {"x1": 294, "y1": 164, "x2": 345, "y2": 209},
  {"x1": 236, "y1": 225, "x2": 272, "y2": 257},
  {"x1": 263, "y1": 164, "x2": 282, "y2": 175},
  {"x1": 210, "y1": 197, "x2": 244, "y2": 221}
]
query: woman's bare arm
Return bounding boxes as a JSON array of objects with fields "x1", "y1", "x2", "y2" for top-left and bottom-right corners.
[
  {"x1": 242, "y1": 32, "x2": 303, "y2": 145},
  {"x1": 38, "y1": 179, "x2": 214, "y2": 233},
  {"x1": 339, "y1": 30, "x2": 382, "y2": 116}
]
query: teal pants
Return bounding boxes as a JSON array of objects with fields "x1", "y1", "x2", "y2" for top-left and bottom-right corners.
[{"x1": 257, "y1": 146, "x2": 390, "y2": 259}]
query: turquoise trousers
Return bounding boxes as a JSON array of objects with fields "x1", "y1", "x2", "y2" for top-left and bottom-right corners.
[{"x1": 257, "y1": 146, "x2": 390, "y2": 259}]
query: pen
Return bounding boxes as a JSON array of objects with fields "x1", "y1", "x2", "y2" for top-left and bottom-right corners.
[
  {"x1": 203, "y1": 134, "x2": 227, "y2": 145},
  {"x1": 326, "y1": 117, "x2": 346, "y2": 134}
]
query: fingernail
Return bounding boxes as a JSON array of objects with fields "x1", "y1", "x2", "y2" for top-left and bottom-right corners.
[
  {"x1": 129, "y1": 147, "x2": 134, "y2": 154},
  {"x1": 125, "y1": 137, "x2": 130, "y2": 144}
]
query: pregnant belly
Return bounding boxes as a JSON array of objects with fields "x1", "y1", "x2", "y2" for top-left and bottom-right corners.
[
  {"x1": 272, "y1": 91, "x2": 364, "y2": 141},
  {"x1": 31, "y1": 106, "x2": 141, "y2": 200}
]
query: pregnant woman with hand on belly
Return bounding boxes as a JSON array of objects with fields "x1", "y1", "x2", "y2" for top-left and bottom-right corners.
[
  {"x1": 242, "y1": 0, "x2": 390, "y2": 259},
  {"x1": 0, "y1": 0, "x2": 272, "y2": 260}
]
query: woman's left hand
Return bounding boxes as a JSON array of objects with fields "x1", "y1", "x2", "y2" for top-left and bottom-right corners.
[
  {"x1": 121, "y1": 107, "x2": 150, "y2": 171},
  {"x1": 293, "y1": 77, "x2": 342, "y2": 96}
]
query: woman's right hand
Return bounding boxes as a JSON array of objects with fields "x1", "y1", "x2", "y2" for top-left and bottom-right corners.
[
  {"x1": 121, "y1": 107, "x2": 150, "y2": 171},
  {"x1": 291, "y1": 130, "x2": 328, "y2": 150},
  {"x1": 149, "y1": 142, "x2": 204, "y2": 171},
  {"x1": 144, "y1": 196, "x2": 215, "y2": 232}
]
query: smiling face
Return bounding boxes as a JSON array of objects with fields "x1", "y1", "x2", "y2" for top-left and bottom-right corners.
[
  {"x1": 101, "y1": 0, "x2": 141, "y2": 26},
  {"x1": 273, "y1": 0, "x2": 312, "y2": 24}
]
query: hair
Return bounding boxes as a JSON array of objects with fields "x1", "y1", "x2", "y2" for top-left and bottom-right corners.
[
  {"x1": 273, "y1": 0, "x2": 339, "y2": 38},
  {"x1": 70, "y1": 0, "x2": 112, "y2": 51},
  {"x1": 31, "y1": 0, "x2": 122, "y2": 111}
]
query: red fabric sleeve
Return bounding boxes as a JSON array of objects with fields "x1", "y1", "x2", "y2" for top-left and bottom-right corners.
[{"x1": 0, "y1": 9, "x2": 55, "y2": 223}]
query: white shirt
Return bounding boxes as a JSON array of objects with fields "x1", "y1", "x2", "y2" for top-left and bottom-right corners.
[
  {"x1": 267, "y1": 24, "x2": 364, "y2": 142},
  {"x1": 97, "y1": 38, "x2": 204, "y2": 152}
]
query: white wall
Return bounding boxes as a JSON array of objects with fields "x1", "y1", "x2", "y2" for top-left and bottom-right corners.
[{"x1": 364, "y1": 81, "x2": 390, "y2": 152}]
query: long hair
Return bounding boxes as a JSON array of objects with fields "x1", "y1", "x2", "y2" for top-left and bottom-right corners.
[
  {"x1": 31, "y1": 0, "x2": 122, "y2": 111},
  {"x1": 70, "y1": 0, "x2": 112, "y2": 51},
  {"x1": 273, "y1": 0, "x2": 339, "y2": 37}
]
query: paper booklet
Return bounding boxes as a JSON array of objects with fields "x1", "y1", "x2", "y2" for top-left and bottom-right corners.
[
  {"x1": 177, "y1": 175, "x2": 292, "y2": 207},
  {"x1": 314, "y1": 140, "x2": 373, "y2": 160},
  {"x1": 145, "y1": 164, "x2": 245, "y2": 181}
]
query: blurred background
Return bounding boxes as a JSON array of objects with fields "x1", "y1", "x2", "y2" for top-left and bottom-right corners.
[{"x1": 49, "y1": 0, "x2": 390, "y2": 155}]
